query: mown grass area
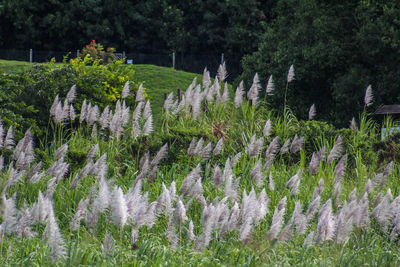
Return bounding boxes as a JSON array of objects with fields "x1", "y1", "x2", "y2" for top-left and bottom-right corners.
[
  {"x1": 0, "y1": 59, "x2": 33, "y2": 73},
  {"x1": 133, "y1": 64, "x2": 201, "y2": 124}
]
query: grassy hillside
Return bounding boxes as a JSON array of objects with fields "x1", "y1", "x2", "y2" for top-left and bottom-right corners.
[
  {"x1": 133, "y1": 64, "x2": 201, "y2": 123},
  {"x1": 0, "y1": 59, "x2": 32, "y2": 73}
]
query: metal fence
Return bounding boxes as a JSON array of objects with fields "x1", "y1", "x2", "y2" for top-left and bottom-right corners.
[{"x1": 0, "y1": 49, "x2": 242, "y2": 79}]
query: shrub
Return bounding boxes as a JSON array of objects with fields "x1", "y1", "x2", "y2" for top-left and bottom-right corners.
[
  {"x1": 80, "y1": 40, "x2": 117, "y2": 64},
  {"x1": 0, "y1": 56, "x2": 139, "y2": 139}
]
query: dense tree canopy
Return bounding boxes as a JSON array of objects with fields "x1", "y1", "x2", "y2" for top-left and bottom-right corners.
[
  {"x1": 1, "y1": 0, "x2": 400, "y2": 125},
  {"x1": 241, "y1": 0, "x2": 400, "y2": 126}
]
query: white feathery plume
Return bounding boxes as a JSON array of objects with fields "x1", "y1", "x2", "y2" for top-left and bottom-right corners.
[
  {"x1": 267, "y1": 196, "x2": 287, "y2": 240},
  {"x1": 175, "y1": 198, "x2": 188, "y2": 224},
  {"x1": 312, "y1": 178, "x2": 324, "y2": 200},
  {"x1": 334, "y1": 154, "x2": 347, "y2": 185},
  {"x1": 309, "y1": 152, "x2": 320, "y2": 175},
  {"x1": 180, "y1": 164, "x2": 201, "y2": 196},
  {"x1": 266, "y1": 75, "x2": 274, "y2": 95},
  {"x1": 303, "y1": 231, "x2": 315, "y2": 246},
  {"x1": 188, "y1": 138, "x2": 197, "y2": 156},
  {"x1": 221, "y1": 83, "x2": 230, "y2": 102},
  {"x1": 142, "y1": 114, "x2": 153, "y2": 136},
  {"x1": 188, "y1": 220, "x2": 196, "y2": 241},
  {"x1": 327, "y1": 135, "x2": 343, "y2": 164},
  {"x1": 102, "y1": 232, "x2": 115, "y2": 257},
  {"x1": 121, "y1": 81, "x2": 130, "y2": 99},
  {"x1": 66, "y1": 85, "x2": 77, "y2": 103},
  {"x1": 191, "y1": 178, "x2": 204, "y2": 197},
  {"x1": 250, "y1": 160, "x2": 264, "y2": 187},
  {"x1": 265, "y1": 136, "x2": 280, "y2": 160},
  {"x1": 213, "y1": 165, "x2": 223, "y2": 186},
  {"x1": 70, "y1": 198, "x2": 89, "y2": 231},
  {"x1": 224, "y1": 174, "x2": 239, "y2": 202},
  {"x1": 69, "y1": 104, "x2": 76, "y2": 121},
  {"x1": 1, "y1": 194, "x2": 17, "y2": 235},
  {"x1": 316, "y1": 199, "x2": 335, "y2": 244},
  {"x1": 234, "y1": 81, "x2": 245, "y2": 108},
  {"x1": 136, "y1": 84, "x2": 145, "y2": 102},
  {"x1": 87, "y1": 144, "x2": 99, "y2": 162},
  {"x1": 350, "y1": 117, "x2": 357, "y2": 131},
  {"x1": 143, "y1": 101, "x2": 152, "y2": 120},
  {"x1": 308, "y1": 104, "x2": 316, "y2": 120},
  {"x1": 268, "y1": 173, "x2": 275, "y2": 191},
  {"x1": 384, "y1": 161, "x2": 394, "y2": 176},
  {"x1": 290, "y1": 135, "x2": 304, "y2": 153},
  {"x1": 0, "y1": 119, "x2": 4, "y2": 147},
  {"x1": 217, "y1": 62, "x2": 227, "y2": 82},
  {"x1": 164, "y1": 92, "x2": 174, "y2": 111},
  {"x1": 202, "y1": 67, "x2": 211, "y2": 88},
  {"x1": 151, "y1": 143, "x2": 168, "y2": 167},
  {"x1": 247, "y1": 73, "x2": 261, "y2": 106},
  {"x1": 306, "y1": 195, "x2": 321, "y2": 222},
  {"x1": 80, "y1": 99, "x2": 87, "y2": 123},
  {"x1": 5, "y1": 126, "x2": 15, "y2": 149},
  {"x1": 0, "y1": 156, "x2": 4, "y2": 171},
  {"x1": 166, "y1": 218, "x2": 178, "y2": 249},
  {"x1": 231, "y1": 152, "x2": 242, "y2": 167},
  {"x1": 193, "y1": 137, "x2": 204, "y2": 156},
  {"x1": 201, "y1": 142, "x2": 212, "y2": 160},
  {"x1": 364, "y1": 179, "x2": 373, "y2": 195},
  {"x1": 44, "y1": 203, "x2": 66, "y2": 261},
  {"x1": 287, "y1": 65, "x2": 295, "y2": 83},
  {"x1": 371, "y1": 189, "x2": 393, "y2": 231},
  {"x1": 364, "y1": 84, "x2": 373, "y2": 107},
  {"x1": 16, "y1": 203, "x2": 36, "y2": 238},
  {"x1": 133, "y1": 101, "x2": 143, "y2": 122},
  {"x1": 334, "y1": 182, "x2": 342, "y2": 203},
  {"x1": 263, "y1": 119, "x2": 272, "y2": 138},
  {"x1": 239, "y1": 217, "x2": 253, "y2": 244},
  {"x1": 280, "y1": 138, "x2": 291, "y2": 155},
  {"x1": 87, "y1": 104, "x2": 99, "y2": 126},
  {"x1": 50, "y1": 94, "x2": 60, "y2": 117},
  {"x1": 213, "y1": 138, "x2": 223, "y2": 155},
  {"x1": 55, "y1": 143, "x2": 68, "y2": 160},
  {"x1": 246, "y1": 135, "x2": 263, "y2": 157},
  {"x1": 111, "y1": 187, "x2": 128, "y2": 227}
]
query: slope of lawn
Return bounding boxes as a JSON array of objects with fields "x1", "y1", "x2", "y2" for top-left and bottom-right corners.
[
  {"x1": 133, "y1": 64, "x2": 201, "y2": 123},
  {"x1": 0, "y1": 59, "x2": 33, "y2": 73}
]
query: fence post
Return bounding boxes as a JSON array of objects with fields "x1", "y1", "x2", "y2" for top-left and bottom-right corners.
[
  {"x1": 122, "y1": 51, "x2": 126, "y2": 59},
  {"x1": 177, "y1": 88, "x2": 181, "y2": 101},
  {"x1": 76, "y1": 50, "x2": 80, "y2": 58},
  {"x1": 221, "y1": 53, "x2": 224, "y2": 64},
  {"x1": 29, "y1": 49, "x2": 33, "y2": 63},
  {"x1": 172, "y1": 52, "x2": 176, "y2": 69}
]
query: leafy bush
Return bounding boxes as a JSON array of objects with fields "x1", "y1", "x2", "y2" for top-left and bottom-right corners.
[
  {"x1": 0, "y1": 56, "x2": 139, "y2": 138},
  {"x1": 80, "y1": 40, "x2": 117, "y2": 64}
]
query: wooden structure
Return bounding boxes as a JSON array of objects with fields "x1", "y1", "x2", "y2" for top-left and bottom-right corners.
[
  {"x1": 373, "y1": 105, "x2": 400, "y2": 139},
  {"x1": 373, "y1": 105, "x2": 400, "y2": 117}
]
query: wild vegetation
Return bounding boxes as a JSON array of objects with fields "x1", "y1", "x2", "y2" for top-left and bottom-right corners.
[{"x1": 0, "y1": 61, "x2": 400, "y2": 266}]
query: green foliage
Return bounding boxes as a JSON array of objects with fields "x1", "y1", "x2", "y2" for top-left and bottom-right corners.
[
  {"x1": 80, "y1": 40, "x2": 116, "y2": 64},
  {"x1": 241, "y1": 0, "x2": 400, "y2": 127},
  {"x1": 373, "y1": 132, "x2": 400, "y2": 164},
  {"x1": 0, "y1": 56, "x2": 137, "y2": 138}
]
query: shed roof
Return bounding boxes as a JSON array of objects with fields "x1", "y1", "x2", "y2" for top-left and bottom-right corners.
[{"x1": 373, "y1": 105, "x2": 400, "y2": 115}]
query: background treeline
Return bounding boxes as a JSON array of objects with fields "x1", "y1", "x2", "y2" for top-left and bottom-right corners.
[{"x1": 1, "y1": 0, "x2": 400, "y2": 126}]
